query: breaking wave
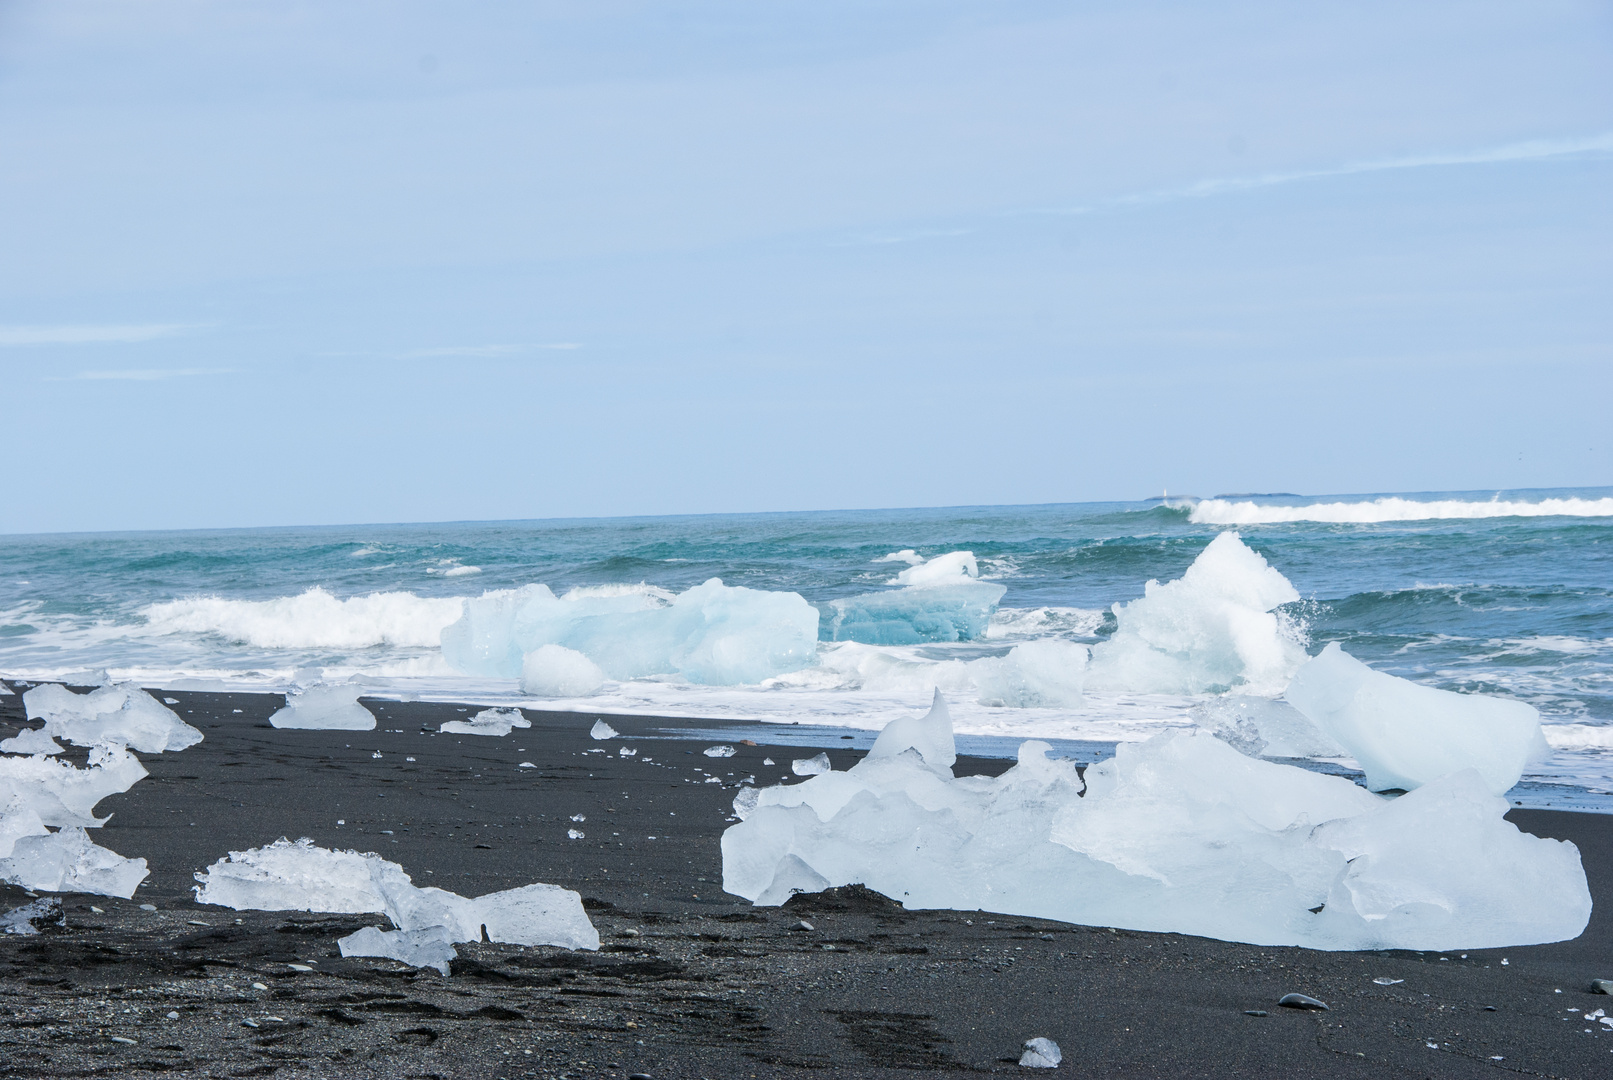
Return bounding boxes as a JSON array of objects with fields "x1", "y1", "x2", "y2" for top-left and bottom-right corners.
[
  {"x1": 142, "y1": 588, "x2": 465, "y2": 649},
  {"x1": 1190, "y1": 496, "x2": 1613, "y2": 525}
]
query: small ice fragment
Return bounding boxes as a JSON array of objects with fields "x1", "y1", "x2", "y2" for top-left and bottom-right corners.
[
  {"x1": 89, "y1": 905, "x2": 103, "y2": 913},
  {"x1": 618, "y1": 747, "x2": 637, "y2": 757},
  {"x1": 570, "y1": 814, "x2": 586, "y2": 822},
  {"x1": 518, "y1": 762, "x2": 536, "y2": 768},
  {"x1": 1019, "y1": 1037, "x2": 1062, "y2": 1068},
  {"x1": 371, "y1": 752, "x2": 382, "y2": 759},
  {"x1": 163, "y1": 698, "x2": 179, "y2": 705},
  {"x1": 567, "y1": 829, "x2": 584, "y2": 840},
  {"x1": 590, "y1": 720, "x2": 618, "y2": 740},
  {"x1": 251, "y1": 982, "x2": 267, "y2": 990},
  {"x1": 405, "y1": 756, "x2": 415, "y2": 762},
  {"x1": 1, "y1": 896, "x2": 63, "y2": 936},
  {"x1": 1500, "y1": 959, "x2": 1509, "y2": 965},
  {"x1": 22, "y1": 683, "x2": 203, "y2": 753},
  {"x1": 166, "y1": 1011, "x2": 178, "y2": 1019},
  {"x1": 791, "y1": 753, "x2": 831, "y2": 776},
  {"x1": 287, "y1": 963, "x2": 314, "y2": 972},
  {"x1": 1373, "y1": 977, "x2": 1404, "y2": 986},
  {"x1": 111, "y1": 1035, "x2": 137, "y2": 1044},
  {"x1": 337, "y1": 819, "x2": 345, "y2": 825},
  {"x1": 440, "y1": 708, "x2": 530, "y2": 737},
  {"x1": 763, "y1": 757, "x2": 774, "y2": 766},
  {"x1": 797, "y1": 920, "x2": 814, "y2": 931},
  {"x1": 241, "y1": 1019, "x2": 260, "y2": 1028},
  {"x1": 704, "y1": 745, "x2": 736, "y2": 758}
]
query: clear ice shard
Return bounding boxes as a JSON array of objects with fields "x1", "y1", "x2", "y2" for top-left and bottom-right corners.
[
  {"x1": 23, "y1": 683, "x2": 203, "y2": 753},
  {"x1": 521, "y1": 644, "x2": 606, "y2": 697},
  {"x1": 338, "y1": 925, "x2": 456, "y2": 975},
  {"x1": 590, "y1": 720, "x2": 619, "y2": 740},
  {"x1": 0, "y1": 827, "x2": 149, "y2": 898},
  {"x1": 791, "y1": 753, "x2": 831, "y2": 776},
  {"x1": 193, "y1": 838, "x2": 600, "y2": 963},
  {"x1": 1284, "y1": 643, "x2": 1547, "y2": 795},
  {"x1": 1019, "y1": 1037, "x2": 1062, "y2": 1068},
  {"x1": 0, "y1": 743, "x2": 148, "y2": 827},
  {"x1": 0, "y1": 728, "x2": 64, "y2": 756},
  {"x1": 440, "y1": 708, "x2": 530, "y2": 737},
  {"x1": 720, "y1": 694, "x2": 1590, "y2": 950},
  {"x1": 268, "y1": 681, "x2": 376, "y2": 730}
]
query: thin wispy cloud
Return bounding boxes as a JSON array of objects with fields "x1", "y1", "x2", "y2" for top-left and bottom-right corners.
[
  {"x1": 59, "y1": 367, "x2": 235, "y2": 382},
  {"x1": 0, "y1": 322, "x2": 211, "y2": 346},
  {"x1": 400, "y1": 343, "x2": 582, "y2": 358}
]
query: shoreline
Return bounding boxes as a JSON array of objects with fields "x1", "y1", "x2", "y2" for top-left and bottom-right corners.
[{"x1": 2, "y1": 685, "x2": 1612, "y2": 1078}]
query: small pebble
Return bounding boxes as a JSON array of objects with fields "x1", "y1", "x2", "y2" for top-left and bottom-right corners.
[
  {"x1": 166, "y1": 1011, "x2": 179, "y2": 1020},
  {"x1": 287, "y1": 963, "x2": 314, "y2": 972},
  {"x1": 622, "y1": 928, "x2": 640, "y2": 937},
  {"x1": 138, "y1": 904, "x2": 157, "y2": 912},
  {"x1": 797, "y1": 920, "x2": 814, "y2": 931},
  {"x1": 252, "y1": 983, "x2": 268, "y2": 990},
  {"x1": 241, "y1": 1019, "x2": 260, "y2": 1028},
  {"x1": 1244, "y1": 1010, "x2": 1268, "y2": 1017},
  {"x1": 111, "y1": 1035, "x2": 137, "y2": 1044},
  {"x1": 1278, "y1": 993, "x2": 1329, "y2": 1011},
  {"x1": 630, "y1": 1074, "x2": 653, "y2": 1080}
]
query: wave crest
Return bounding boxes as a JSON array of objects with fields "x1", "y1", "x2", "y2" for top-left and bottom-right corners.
[
  {"x1": 142, "y1": 588, "x2": 465, "y2": 649},
  {"x1": 1190, "y1": 496, "x2": 1613, "y2": 525}
]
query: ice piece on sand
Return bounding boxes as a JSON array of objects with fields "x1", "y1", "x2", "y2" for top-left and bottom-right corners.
[
  {"x1": 0, "y1": 795, "x2": 49, "y2": 858},
  {"x1": 720, "y1": 696, "x2": 1589, "y2": 950},
  {"x1": 972, "y1": 639, "x2": 1087, "y2": 708},
  {"x1": 1019, "y1": 1037, "x2": 1062, "y2": 1068},
  {"x1": 792, "y1": 753, "x2": 831, "y2": 776},
  {"x1": 339, "y1": 925, "x2": 456, "y2": 975},
  {"x1": 0, "y1": 744, "x2": 148, "y2": 827},
  {"x1": 194, "y1": 837, "x2": 599, "y2": 955},
  {"x1": 1285, "y1": 643, "x2": 1547, "y2": 794},
  {"x1": 23, "y1": 683, "x2": 203, "y2": 753},
  {"x1": 269, "y1": 681, "x2": 375, "y2": 731},
  {"x1": 521, "y1": 644, "x2": 606, "y2": 697},
  {"x1": 1, "y1": 896, "x2": 63, "y2": 935},
  {"x1": 1086, "y1": 532, "x2": 1306, "y2": 695},
  {"x1": 0, "y1": 827, "x2": 150, "y2": 898},
  {"x1": 823, "y1": 580, "x2": 1008, "y2": 645},
  {"x1": 704, "y1": 745, "x2": 736, "y2": 758},
  {"x1": 590, "y1": 720, "x2": 618, "y2": 740},
  {"x1": 866, "y1": 689, "x2": 955, "y2": 768},
  {"x1": 0, "y1": 728, "x2": 64, "y2": 756},
  {"x1": 0, "y1": 682, "x2": 12, "y2": 695},
  {"x1": 440, "y1": 708, "x2": 530, "y2": 737}
]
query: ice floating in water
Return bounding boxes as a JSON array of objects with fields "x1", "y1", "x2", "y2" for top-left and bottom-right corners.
[
  {"x1": 1, "y1": 728, "x2": 64, "y2": 756},
  {"x1": 1019, "y1": 1037, "x2": 1062, "y2": 1068},
  {"x1": 791, "y1": 753, "x2": 831, "y2": 776},
  {"x1": 339, "y1": 925, "x2": 457, "y2": 975},
  {"x1": 1285, "y1": 643, "x2": 1547, "y2": 795},
  {"x1": 269, "y1": 681, "x2": 376, "y2": 731},
  {"x1": 0, "y1": 827, "x2": 149, "y2": 898},
  {"x1": 890, "y1": 550, "x2": 980, "y2": 587},
  {"x1": 443, "y1": 578, "x2": 819, "y2": 685},
  {"x1": 721, "y1": 695, "x2": 1589, "y2": 950},
  {"x1": 1086, "y1": 532, "x2": 1306, "y2": 695},
  {"x1": 0, "y1": 744, "x2": 148, "y2": 828},
  {"x1": 440, "y1": 708, "x2": 530, "y2": 737},
  {"x1": 194, "y1": 838, "x2": 599, "y2": 969},
  {"x1": 822, "y1": 582, "x2": 1008, "y2": 645},
  {"x1": 521, "y1": 644, "x2": 606, "y2": 697},
  {"x1": 23, "y1": 683, "x2": 202, "y2": 753},
  {"x1": 590, "y1": 720, "x2": 618, "y2": 740}
]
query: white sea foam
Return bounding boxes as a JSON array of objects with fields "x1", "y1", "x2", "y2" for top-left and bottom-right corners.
[
  {"x1": 985, "y1": 606, "x2": 1107, "y2": 640},
  {"x1": 890, "y1": 551, "x2": 979, "y2": 586},
  {"x1": 873, "y1": 550, "x2": 925, "y2": 566},
  {"x1": 143, "y1": 588, "x2": 463, "y2": 649},
  {"x1": 1191, "y1": 496, "x2": 1613, "y2": 525}
]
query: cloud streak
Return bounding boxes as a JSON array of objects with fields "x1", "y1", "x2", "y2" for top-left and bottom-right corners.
[
  {"x1": 0, "y1": 323, "x2": 210, "y2": 346},
  {"x1": 63, "y1": 367, "x2": 234, "y2": 382},
  {"x1": 399, "y1": 343, "x2": 582, "y2": 358}
]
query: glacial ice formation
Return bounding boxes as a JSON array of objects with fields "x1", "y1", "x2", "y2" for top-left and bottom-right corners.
[
  {"x1": 1192, "y1": 696, "x2": 1347, "y2": 760},
  {"x1": 194, "y1": 838, "x2": 600, "y2": 962},
  {"x1": 269, "y1": 681, "x2": 376, "y2": 731},
  {"x1": 0, "y1": 743, "x2": 148, "y2": 827},
  {"x1": 972, "y1": 640, "x2": 1087, "y2": 708},
  {"x1": 1086, "y1": 532, "x2": 1306, "y2": 695},
  {"x1": 721, "y1": 695, "x2": 1590, "y2": 950},
  {"x1": 23, "y1": 683, "x2": 203, "y2": 753},
  {"x1": 1284, "y1": 643, "x2": 1548, "y2": 795},
  {"x1": 0, "y1": 728, "x2": 64, "y2": 756},
  {"x1": 822, "y1": 581, "x2": 1008, "y2": 645},
  {"x1": 0, "y1": 827, "x2": 149, "y2": 898},
  {"x1": 440, "y1": 708, "x2": 530, "y2": 737},
  {"x1": 339, "y1": 925, "x2": 457, "y2": 975},
  {"x1": 521, "y1": 644, "x2": 606, "y2": 697},
  {"x1": 442, "y1": 579, "x2": 819, "y2": 685}
]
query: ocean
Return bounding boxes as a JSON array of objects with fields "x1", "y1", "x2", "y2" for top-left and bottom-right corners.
[{"x1": 3, "y1": 487, "x2": 1611, "y2": 807}]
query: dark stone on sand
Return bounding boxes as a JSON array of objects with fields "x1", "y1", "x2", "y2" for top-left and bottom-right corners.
[
  {"x1": 1592, "y1": 979, "x2": 1613, "y2": 994},
  {"x1": 1244, "y1": 1010, "x2": 1268, "y2": 1017},
  {"x1": 1278, "y1": 993, "x2": 1329, "y2": 1011}
]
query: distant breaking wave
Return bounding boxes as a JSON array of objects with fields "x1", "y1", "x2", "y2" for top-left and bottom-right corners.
[{"x1": 1190, "y1": 496, "x2": 1613, "y2": 526}]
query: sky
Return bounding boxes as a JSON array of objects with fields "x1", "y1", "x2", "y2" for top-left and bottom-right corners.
[{"x1": 1, "y1": 0, "x2": 1609, "y2": 534}]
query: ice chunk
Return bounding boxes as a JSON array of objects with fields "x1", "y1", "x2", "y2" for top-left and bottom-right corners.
[
  {"x1": 0, "y1": 682, "x2": 12, "y2": 695},
  {"x1": 866, "y1": 689, "x2": 955, "y2": 769},
  {"x1": 972, "y1": 640, "x2": 1087, "y2": 708},
  {"x1": 720, "y1": 698, "x2": 1589, "y2": 950},
  {"x1": 891, "y1": 550, "x2": 980, "y2": 586},
  {"x1": 0, "y1": 827, "x2": 150, "y2": 898},
  {"x1": 1087, "y1": 532, "x2": 1306, "y2": 695},
  {"x1": 0, "y1": 744, "x2": 148, "y2": 827},
  {"x1": 754, "y1": 853, "x2": 832, "y2": 906},
  {"x1": 1285, "y1": 643, "x2": 1547, "y2": 794},
  {"x1": 440, "y1": 708, "x2": 530, "y2": 737},
  {"x1": 23, "y1": 683, "x2": 202, "y2": 753},
  {"x1": 1, "y1": 728, "x2": 64, "y2": 756},
  {"x1": 521, "y1": 644, "x2": 606, "y2": 697},
  {"x1": 0, "y1": 795, "x2": 49, "y2": 858},
  {"x1": 1, "y1": 896, "x2": 62, "y2": 935},
  {"x1": 442, "y1": 578, "x2": 819, "y2": 685},
  {"x1": 1192, "y1": 696, "x2": 1347, "y2": 759},
  {"x1": 822, "y1": 581, "x2": 1008, "y2": 645},
  {"x1": 268, "y1": 681, "x2": 376, "y2": 731},
  {"x1": 590, "y1": 720, "x2": 618, "y2": 740},
  {"x1": 704, "y1": 745, "x2": 737, "y2": 758},
  {"x1": 194, "y1": 837, "x2": 599, "y2": 952},
  {"x1": 1019, "y1": 1037, "x2": 1062, "y2": 1068},
  {"x1": 338, "y1": 925, "x2": 456, "y2": 975},
  {"x1": 792, "y1": 753, "x2": 831, "y2": 776}
]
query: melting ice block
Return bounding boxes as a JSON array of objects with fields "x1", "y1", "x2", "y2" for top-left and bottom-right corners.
[
  {"x1": 521, "y1": 644, "x2": 606, "y2": 697},
  {"x1": 1087, "y1": 532, "x2": 1306, "y2": 695},
  {"x1": 0, "y1": 827, "x2": 149, "y2": 898},
  {"x1": 822, "y1": 581, "x2": 1007, "y2": 645},
  {"x1": 440, "y1": 708, "x2": 530, "y2": 737},
  {"x1": 269, "y1": 681, "x2": 376, "y2": 731},
  {"x1": 972, "y1": 640, "x2": 1087, "y2": 708},
  {"x1": 339, "y1": 925, "x2": 456, "y2": 975},
  {"x1": 0, "y1": 744, "x2": 148, "y2": 827},
  {"x1": 1285, "y1": 643, "x2": 1548, "y2": 795},
  {"x1": 443, "y1": 578, "x2": 819, "y2": 685},
  {"x1": 0, "y1": 728, "x2": 64, "y2": 756},
  {"x1": 590, "y1": 720, "x2": 618, "y2": 740},
  {"x1": 23, "y1": 683, "x2": 202, "y2": 753},
  {"x1": 720, "y1": 696, "x2": 1589, "y2": 950},
  {"x1": 194, "y1": 838, "x2": 600, "y2": 966},
  {"x1": 0, "y1": 795, "x2": 49, "y2": 858}
]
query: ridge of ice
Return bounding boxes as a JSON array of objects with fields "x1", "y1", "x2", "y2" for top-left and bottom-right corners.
[
  {"x1": 1284, "y1": 643, "x2": 1547, "y2": 794},
  {"x1": 721, "y1": 696, "x2": 1590, "y2": 950},
  {"x1": 440, "y1": 708, "x2": 530, "y2": 737},
  {"x1": 269, "y1": 681, "x2": 376, "y2": 731},
  {"x1": 194, "y1": 838, "x2": 600, "y2": 962},
  {"x1": 0, "y1": 744, "x2": 148, "y2": 827},
  {"x1": 23, "y1": 683, "x2": 202, "y2": 753},
  {"x1": 0, "y1": 826, "x2": 149, "y2": 898}
]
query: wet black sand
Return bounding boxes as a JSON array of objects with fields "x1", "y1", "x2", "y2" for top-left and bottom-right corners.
[{"x1": 2, "y1": 685, "x2": 1612, "y2": 1079}]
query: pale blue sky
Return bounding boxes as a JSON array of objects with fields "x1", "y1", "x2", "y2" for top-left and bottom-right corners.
[{"x1": 1, "y1": 1, "x2": 1609, "y2": 533}]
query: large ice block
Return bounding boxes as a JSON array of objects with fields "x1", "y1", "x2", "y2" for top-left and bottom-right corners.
[{"x1": 23, "y1": 683, "x2": 202, "y2": 753}]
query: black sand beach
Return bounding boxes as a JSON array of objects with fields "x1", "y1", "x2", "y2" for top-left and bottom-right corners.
[{"x1": 2, "y1": 685, "x2": 1612, "y2": 1079}]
